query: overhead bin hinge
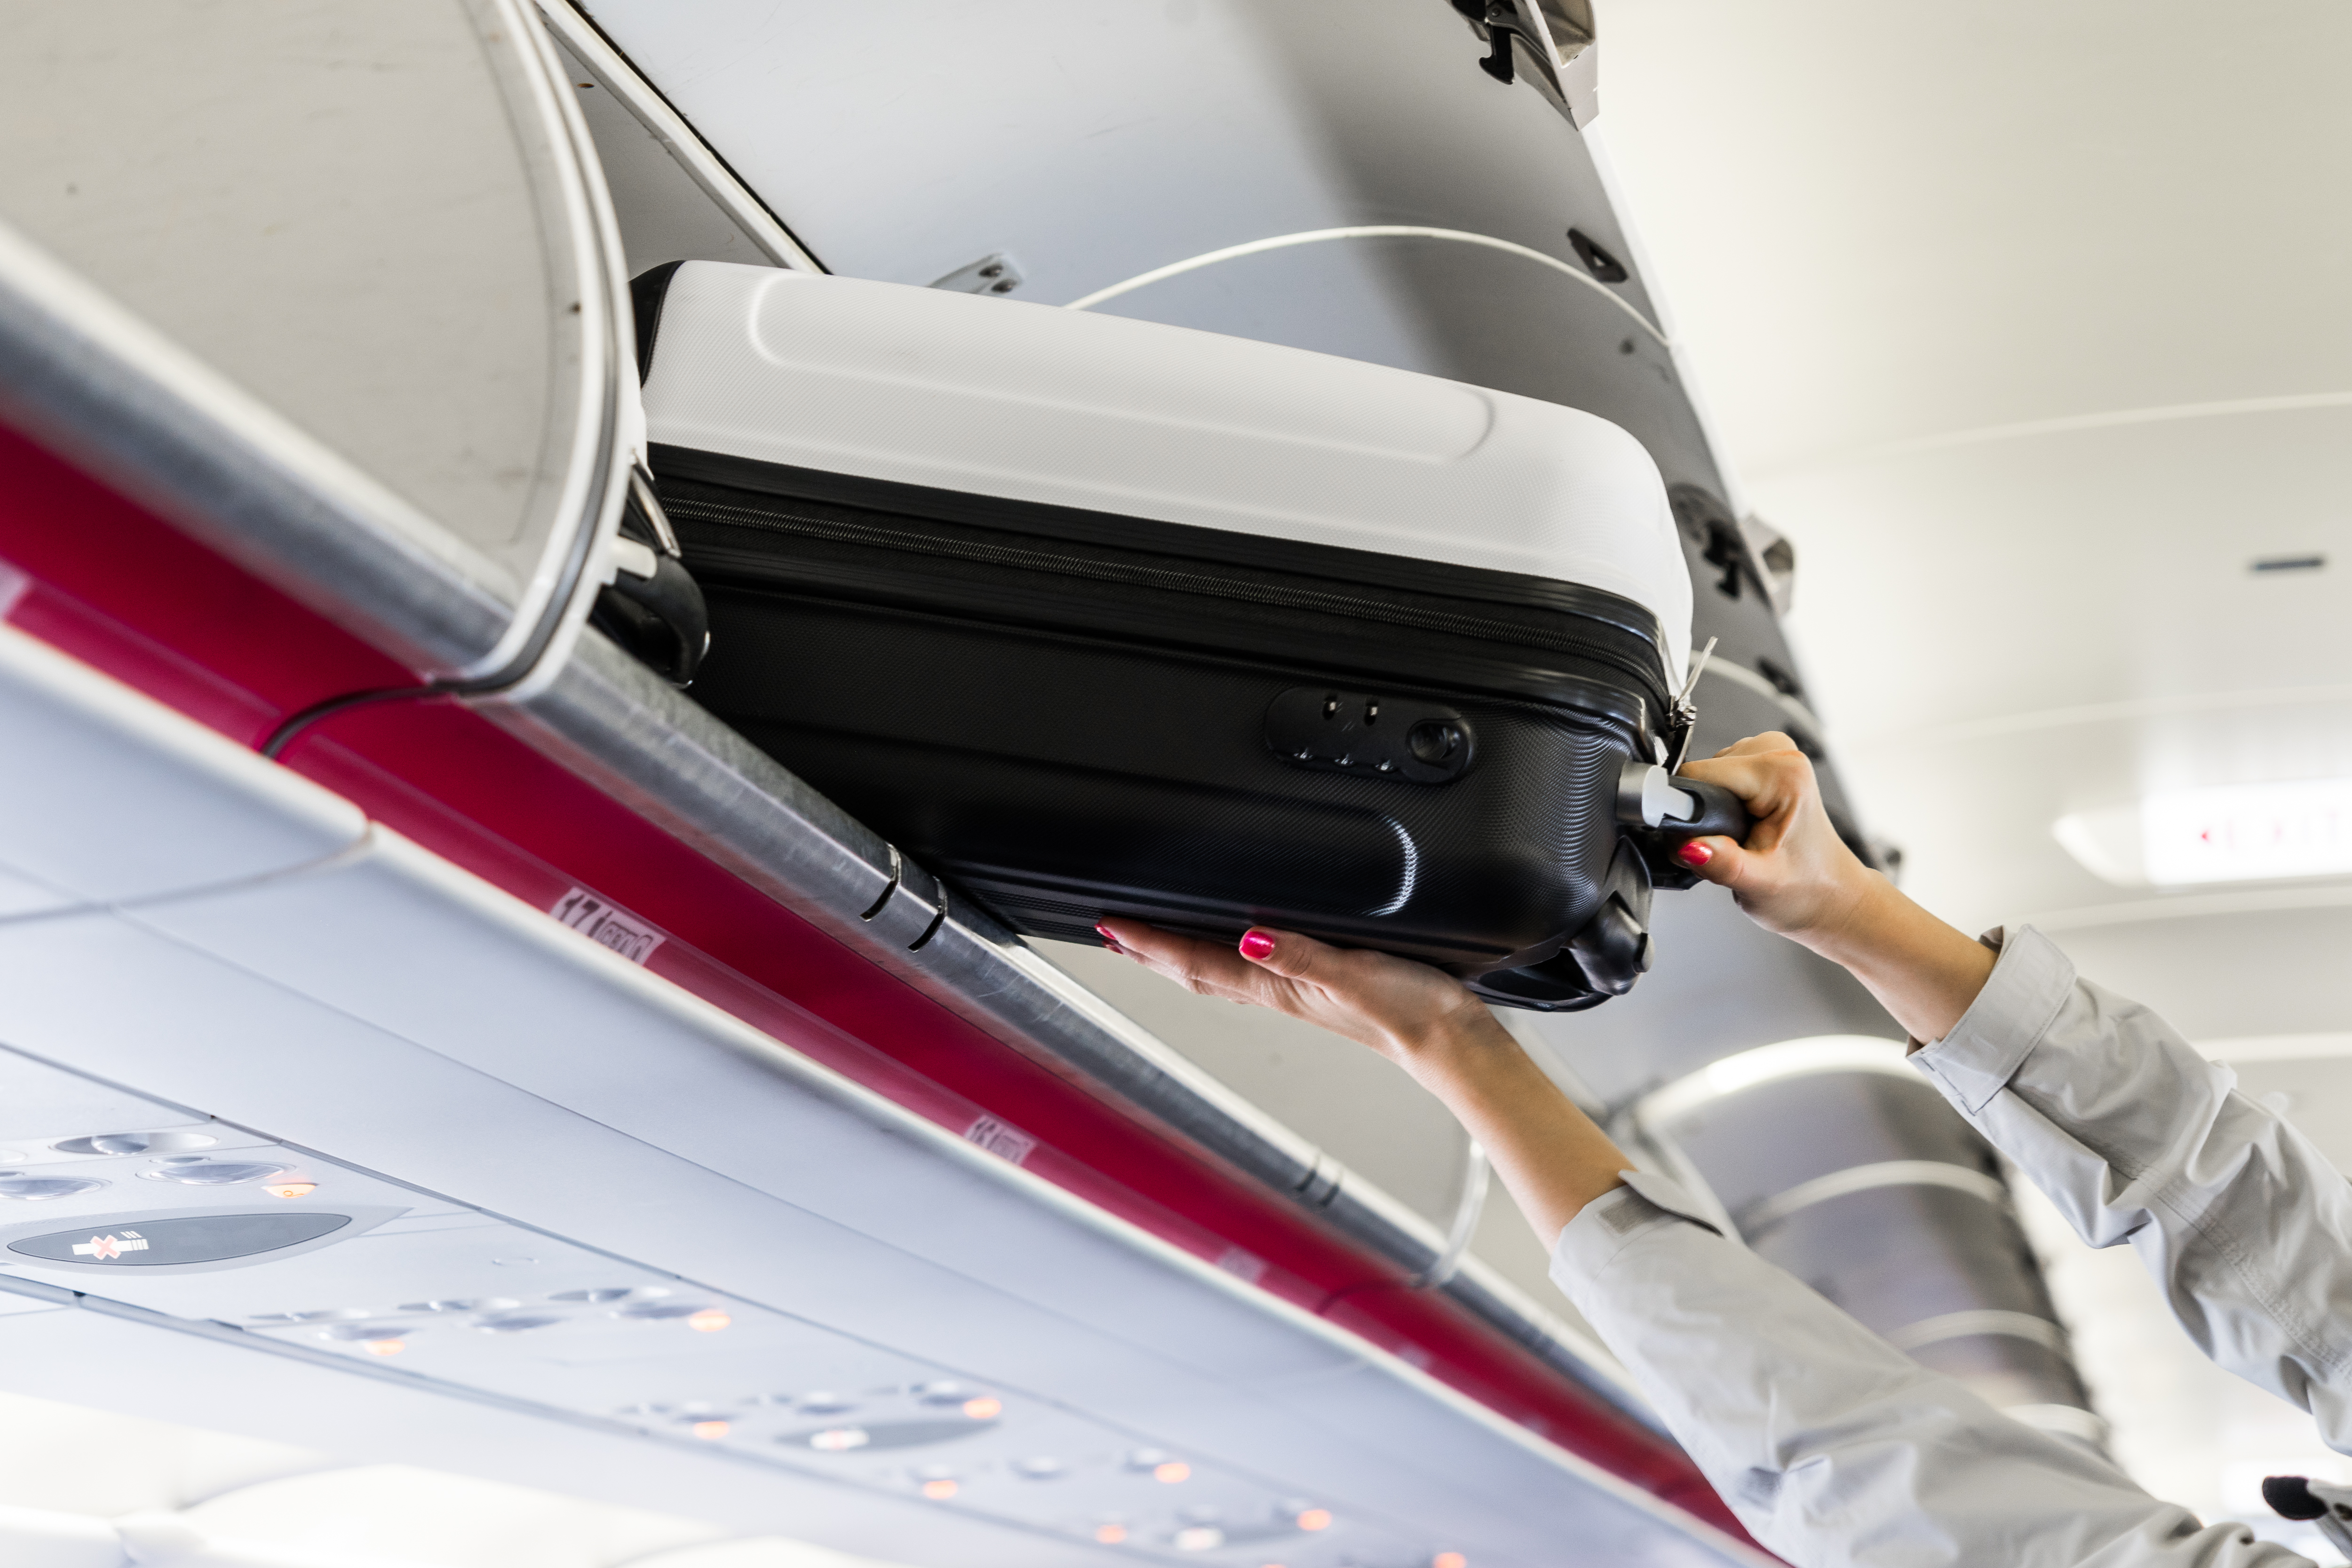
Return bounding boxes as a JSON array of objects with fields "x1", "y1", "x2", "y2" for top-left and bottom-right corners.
[{"x1": 1448, "y1": 0, "x2": 1598, "y2": 127}]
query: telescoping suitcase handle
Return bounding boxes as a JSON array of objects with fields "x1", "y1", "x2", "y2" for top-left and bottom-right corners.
[{"x1": 1616, "y1": 762, "x2": 1754, "y2": 843}]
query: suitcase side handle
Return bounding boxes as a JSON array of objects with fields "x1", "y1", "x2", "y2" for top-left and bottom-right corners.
[
  {"x1": 1618, "y1": 762, "x2": 1754, "y2": 888},
  {"x1": 1617, "y1": 764, "x2": 1754, "y2": 840}
]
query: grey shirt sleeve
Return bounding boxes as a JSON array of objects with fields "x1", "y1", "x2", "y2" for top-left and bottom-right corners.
[
  {"x1": 1910, "y1": 927, "x2": 2352, "y2": 1450},
  {"x1": 1551, "y1": 1171, "x2": 2312, "y2": 1568}
]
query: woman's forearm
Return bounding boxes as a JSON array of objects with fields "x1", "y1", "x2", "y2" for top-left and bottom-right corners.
[
  {"x1": 1401, "y1": 1014, "x2": 1630, "y2": 1243},
  {"x1": 1796, "y1": 875, "x2": 1997, "y2": 1047}
]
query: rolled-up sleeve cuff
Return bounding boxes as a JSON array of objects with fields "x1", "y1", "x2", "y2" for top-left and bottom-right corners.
[
  {"x1": 1909, "y1": 925, "x2": 2077, "y2": 1114},
  {"x1": 1554, "y1": 1170, "x2": 1722, "y2": 1282}
]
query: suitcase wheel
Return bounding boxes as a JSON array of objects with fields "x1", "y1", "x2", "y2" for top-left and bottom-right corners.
[{"x1": 1468, "y1": 839, "x2": 1655, "y2": 1011}]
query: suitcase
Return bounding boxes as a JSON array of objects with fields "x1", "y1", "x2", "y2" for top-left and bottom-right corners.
[{"x1": 634, "y1": 260, "x2": 1724, "y2": 1010}]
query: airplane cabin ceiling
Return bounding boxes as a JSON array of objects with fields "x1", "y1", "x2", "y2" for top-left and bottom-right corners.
[
  {"x1": 14, "y1": 0, "x2": 2345, "y2": 1558},
  {"x1": 1598, "y1": 0, "x2": 2352, "y2": 945},
  {"x1": 1592, "y1": 0, "x2": 2352, "y2": 1536}
]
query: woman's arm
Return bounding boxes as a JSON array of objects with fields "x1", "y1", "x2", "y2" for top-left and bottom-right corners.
[
  {"x1": 1677, "y1": 734, "x2": 2352, "y2": 1452},
  {"x1": 1672, "y1": 732, "x2": 1995, "y2": 1043},
  {"x1": 1099, "y1": 919, "x2": 2310, "y2": 1568},
  {"x1": 1088, "y1": 919, "x2": 1626, "y2": 1239}
]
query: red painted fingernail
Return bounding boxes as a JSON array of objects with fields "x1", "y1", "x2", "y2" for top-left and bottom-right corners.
[
  {"x1": 1095, "y1": 923, "x2": 1118, "y2": 942},
  {"x1": 1239, "y1": 931, "x2": 1276, "y2": 961},
  {"x1": 1674, "y1": 841, "x2": 1713, "y2": 868}
]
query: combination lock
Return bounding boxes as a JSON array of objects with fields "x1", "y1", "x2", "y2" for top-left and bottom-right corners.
[{"x1": 1263, "y1": 687, "x2": 1475, "y2": 785}]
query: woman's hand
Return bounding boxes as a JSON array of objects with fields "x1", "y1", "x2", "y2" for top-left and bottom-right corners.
[
  {"x1": 1673, "y1": 732, "x2": 1996, "y2": 1044},
  {"x1": 1090, "y1": 919, "x2": 1500, "y2": 1073},
  {"x1": 1093, "y1": 918, "x2": 1634, "y2": 1239},
  {"x1": 1670, "y1": 731, "x2": 1882, "y2": 952}
]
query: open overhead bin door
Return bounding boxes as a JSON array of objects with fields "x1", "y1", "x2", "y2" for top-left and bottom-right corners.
[{"x1": 0, "y1": 0, "x2": 630, "y2": 688}]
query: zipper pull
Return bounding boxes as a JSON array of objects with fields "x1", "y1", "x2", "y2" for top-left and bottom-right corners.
[{"x1": 1666, "y1": 636, "x2": 1716, "y2": 769}]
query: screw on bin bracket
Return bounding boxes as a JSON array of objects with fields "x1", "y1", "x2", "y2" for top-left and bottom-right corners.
[{"x1": 928, "y1": 253, "x2": 1025, "y2": 297}]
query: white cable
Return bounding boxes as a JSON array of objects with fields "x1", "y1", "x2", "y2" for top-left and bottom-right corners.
[
  {"x1": 1415, "y1": 1139, "x2": 1492, "y2": 1289},
  {"x1": 1063, "y1": 225, "x2": 1669, "y2": 346}
]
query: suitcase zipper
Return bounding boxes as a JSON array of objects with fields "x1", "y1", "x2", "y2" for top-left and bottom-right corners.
[{"x1": 667, "y1": 495, "x2": 1673, "y2": 718}]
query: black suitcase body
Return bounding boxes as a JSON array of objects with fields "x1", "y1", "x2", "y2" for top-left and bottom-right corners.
[{"x1": 635, "y1": 263, "x2": 1707, "y2": 1010}]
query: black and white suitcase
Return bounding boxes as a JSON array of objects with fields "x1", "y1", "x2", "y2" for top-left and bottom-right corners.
[{"x1": 633, "y1": 261, "x2": 1738, "y2": 1009}]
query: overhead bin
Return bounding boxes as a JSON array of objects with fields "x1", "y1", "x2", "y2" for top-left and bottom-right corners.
[
  {"x1": 0, "y1": 6, "x2": 1754, "y2": 1554},
  {"x1": 0, "y1": 617, "x2": 1766, "y2": 1568},
  {"x1": 558, "y1": 0, "x2": 2098, "y2": 1462}
]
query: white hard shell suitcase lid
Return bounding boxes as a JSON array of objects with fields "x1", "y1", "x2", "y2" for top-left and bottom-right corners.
[{"x1": 638, "y1": 263, "x2": 1693, "y2": 686}]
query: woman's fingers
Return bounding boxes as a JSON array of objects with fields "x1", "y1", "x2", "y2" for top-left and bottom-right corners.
[
  {"x1": 1097, "y1": 919, "x2": 1261, "y2": 999},
  {"x1": 1679, "y1": 746, "x2": 1812, "y2": 854},
  {"x1": 1672, "y1": 833, "x2": 1746, "y2": 887},
  {"x1": 1234, "y1": 924, "x2": 1333, "y2": 985},
  {"x1": 1680, "y1": 738, "x2": 1806, "y2": 811},
  {"x1": 1669, "y1": 733, "x2": 1886, "y2": 940}
]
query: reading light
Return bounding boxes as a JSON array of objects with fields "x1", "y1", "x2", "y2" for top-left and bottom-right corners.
[
  {"x1": 692, "y1": 1421, "x2": 730, "y2": 1441},
  {"x1": 138, "y1": 1158, "x2": 291, "y2": 1186},
  {"x1": 398, "y1": 1298, "x2": 518, "y2": 1313},
  {"x1": 687, "y1": 1309, "x2": 731, "y2": 1332},
  {"x1": 1155, "y1": 1462, "x2": 1192, "y2": 1485},
  {"x1": 1095, "y1": 1525, "x2": 1128, "y2": 1545},
  {"x1": 73, "y1": 1134, "x2": 156, "y2": 1155},
  {"x1": 921, "y1": 1479, "x2": 958, "y2": 1500},
  {"x1": 0, "y1": 1177, "x2": 104, "y2": 1201},
  {"x1": 264, "y1": 1182, "x2": 317, "y2": 1199},
  {"x1": 1434, "y1": 1553, "x2": 1467, "y2": 1568},
  {"x1": 1176, "y1": 1528, "x2": 1224, "y2": 1552},
  {"x1": 1295, "y1": 1509, "x2": 1332, "y2": 1531},
  {"x1": 615, "y1": 1300, "x2": 714, "y2": 1322},
  {"x1": 962, "y1": 1397, "x2": 1002, "y2": 1420},
  {"x1": 1013, "y1": 1457, "x2": 1063, "y2": 1480},
  {"x1": 53, "y1": 1131, "x2": 215, "y2": 1156},
  {"x1": 2056, "y1": 778, "x2": 2352, "y2": 887},
  {"x1": 364, "y1": 1339, "x2": 404, "y2": 1357},
  {"x1": 808, "y1": 1428, "x2": 869, "y2": 1452}
]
